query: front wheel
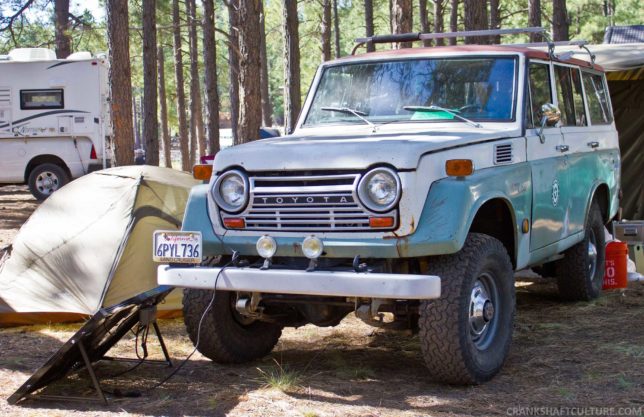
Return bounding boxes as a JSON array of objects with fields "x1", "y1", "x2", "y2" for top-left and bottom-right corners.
[{"x1": 418, "y1": 233, "x2": 515, "y2": 384}]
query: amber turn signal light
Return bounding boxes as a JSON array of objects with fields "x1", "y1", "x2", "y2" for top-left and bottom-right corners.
[
  {"x1": 445, "y1": 159, "x2": 474, "y2": 177},
  {"x1": 223, "y1": 218, "x2": 245, "y2": 229},
  {"x1": 369, "y1": 217, "x2": 395, "y2": 228},
  {"x1": 193, "y1": 164, "x2": 213, "y2": 180}
]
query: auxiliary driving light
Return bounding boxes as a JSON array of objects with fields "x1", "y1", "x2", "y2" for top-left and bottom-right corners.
[
  {"x1": 256, "y1": 235, "x2": 277, "y2": 258},
  {"x1": 302, "y1": 236, "x2": 324, "y2": 259}
]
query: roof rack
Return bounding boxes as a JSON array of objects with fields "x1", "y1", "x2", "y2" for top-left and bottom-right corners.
[{"x1": 352, "y1": 27, "x2": 551, "y2": 54}]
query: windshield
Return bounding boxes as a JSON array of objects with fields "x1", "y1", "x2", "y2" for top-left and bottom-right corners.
[{"x1": 303, "y1": 57, "x2": 517, "y2": 127}]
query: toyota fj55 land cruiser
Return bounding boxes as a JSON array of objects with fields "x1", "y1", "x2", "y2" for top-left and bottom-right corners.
[{"x1": 156, "y1": 29, "x2": 620, "y2": 384}]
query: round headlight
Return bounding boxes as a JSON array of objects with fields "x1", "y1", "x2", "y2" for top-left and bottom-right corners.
[
  {"x1": 213, "y1": 170, "x2": 249, "y2": 213},
  {"x1": 357, "y1": 167, "x2": 401, "y2": 212},
  {"x1": 256, "y1": 235, "x2": 277, "y2": 258},
  {"x1": 302, "y1": 236, "x2": 324, "y2": 259}
]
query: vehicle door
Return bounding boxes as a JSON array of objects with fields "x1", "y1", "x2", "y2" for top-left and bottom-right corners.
[
  {"x1": 526, "y1": 61, "x2": 570, "y2": 250},
  {"x1": 0, "y1": 87, "x2": 24, "y2": 183}
]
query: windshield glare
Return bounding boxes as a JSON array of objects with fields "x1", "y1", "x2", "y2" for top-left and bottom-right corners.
[{"x1": 303, "y1": 57, "x2": 516, "y2": 127}]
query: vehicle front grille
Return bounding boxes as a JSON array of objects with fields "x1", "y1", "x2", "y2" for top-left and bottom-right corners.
[{"x1": 220, "y1": 173, "x2": 397, "y2": 232}]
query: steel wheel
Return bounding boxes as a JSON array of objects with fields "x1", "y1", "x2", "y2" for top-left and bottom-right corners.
[
  {"x1": 469, "y1": 273, "x2": 499, "y2": 351},
  {"x1": 35, "y1": 170, "x2": 61, "y2": 196}
]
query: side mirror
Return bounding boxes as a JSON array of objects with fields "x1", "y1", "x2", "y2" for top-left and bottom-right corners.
[{"x1": 538, "y1": 103, "x2": 561, "y2": 143}]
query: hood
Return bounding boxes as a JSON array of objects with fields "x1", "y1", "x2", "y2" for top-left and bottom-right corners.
[{"x1": 213, "y1": 126, "x2": 521, "y2": 172}]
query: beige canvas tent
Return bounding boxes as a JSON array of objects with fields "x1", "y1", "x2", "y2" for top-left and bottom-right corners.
[{"x1": 0, "y1": 166, "x2": 198, "y2": 326}]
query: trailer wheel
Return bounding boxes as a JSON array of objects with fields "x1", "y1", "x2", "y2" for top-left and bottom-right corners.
[
  {"x1": 183, "y1": 289, "x2": 282, "y2": 363},
  {"x1": 27, "y1": 163, "x2": 69, "y2": 201},
  {"x1": 555, "y1": 201, "x2": 605, "y2": 301},
  {"x1": 418, "y1": 233, "x2": 515, "y2": 384}
]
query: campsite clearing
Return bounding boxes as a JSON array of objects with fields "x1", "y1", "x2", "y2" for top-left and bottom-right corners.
[{"x1": 1, "y1": 185, "x2": 643, "y2": 417}]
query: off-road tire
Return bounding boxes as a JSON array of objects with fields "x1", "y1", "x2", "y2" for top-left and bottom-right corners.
[
  {"x1": 27, "y1": 163, "x2": 70, "y2": 201},
  {"x1": 183, "y1": 289, "x2": 282, "y2": 363},
  {"x1": 418, "y1": 233, "x2": 515, "y2": 384},
  {"x1": 555, "y1": 201, "x2": 605, "y2": 301}
]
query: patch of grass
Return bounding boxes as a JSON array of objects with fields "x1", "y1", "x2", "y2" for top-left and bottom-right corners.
[
  {"x1": 301, "y1": 411, "x2": 320, "y2": 417},
  {"x1": 616, "y1": 375, "x2": 634, "y2": 390},
  {"x1": 325, "y1": 353, "x2": 376, "y2": 380},
  {"x1": 604, "y1": 343, "x2": 644, "y2": 359},
  {"x1": 257, "y1": 359, "x2": 301, "y2": 391}
]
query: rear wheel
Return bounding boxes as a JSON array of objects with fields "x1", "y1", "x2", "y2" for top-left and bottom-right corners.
[
  {"x1": 183, "y1": 289, "x2": 282, "y2": 363},
  {"x1": 555, "y1": 201, "x2": 605, "y2": 301},
  {"x1": 27, "y1": 163, "x2": 69, "y2": 201},
  {"x1": 418, "y1": 233, "x2": 515, "y2": 384}
]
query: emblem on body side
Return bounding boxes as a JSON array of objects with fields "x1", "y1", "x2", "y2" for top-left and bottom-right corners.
[{"x1": 552, "y1": 179, "x2": 560, "y2": 207}]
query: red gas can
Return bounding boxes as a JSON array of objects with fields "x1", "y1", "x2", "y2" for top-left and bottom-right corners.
[{"x1": 603, "y1": 241, "x2": 629, "y2": 290}]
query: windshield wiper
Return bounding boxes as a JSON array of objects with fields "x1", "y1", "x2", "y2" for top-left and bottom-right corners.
[
  {"x1": 321, "y1": 106, "x2": 374, "y2": 127},
  {"x1": 403, "y1": 105, "x2": 482, "y2": 128}
]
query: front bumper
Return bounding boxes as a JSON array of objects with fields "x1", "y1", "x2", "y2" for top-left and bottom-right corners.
[{"x1": 157, "y1": 265, "x2": 441, "y2": 300}]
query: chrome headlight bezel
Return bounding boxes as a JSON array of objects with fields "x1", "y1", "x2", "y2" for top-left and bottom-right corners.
[
  {"x1": 357, "y1": 167, "x2": 401, "y2": 213},
  {"x1": 212, "y1": 169, "x2": 249, "y2": 213}
]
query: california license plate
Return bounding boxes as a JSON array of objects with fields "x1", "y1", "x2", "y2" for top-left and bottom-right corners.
[{"x1": 153, "y1": 231, "x2": 202, "y2": 264}]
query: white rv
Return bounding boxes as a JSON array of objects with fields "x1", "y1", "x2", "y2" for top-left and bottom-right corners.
[{"x1": 0, "y1": 48, "x2": 111, "y2": 200}]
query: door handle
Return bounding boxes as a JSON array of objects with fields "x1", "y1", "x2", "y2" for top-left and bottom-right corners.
[
  {"x1": 556, "y1": 145, "x2": 570, "y2": 153},
  {"x1": 587, "y1": 141, "x2": 600, "y2": 149}
]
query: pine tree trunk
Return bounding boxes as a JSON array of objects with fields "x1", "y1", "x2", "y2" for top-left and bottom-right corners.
[
  {"x1": 321, "y1": 0, "x2": 332, "y2": 61},
  {"x1": 449, "y1": 0, "x2": 459, "y2": 45},
  {"x1": 54, "y1": 0, "x2": 71, "y2": 58},
  {"x1": 364, "y1": 0, "x2": 375, "y2": 52},
  {"x1": 236, "y1": 0, "x2": 262, "y2": 143},
  {"x1": 391, "y1": 0, "x2": 413, "y2": 48},
  {"x1": 333, "y1": 0, "x2": 341, "y2": 58},
  {"x1": 419, "y1": 0, "x2": 431, "y2": 47},
  {"x1": 157, "y1": 46, "x2": 172, "y2": 168},
  {"x1": 142, "y1": 0, "x2": 159, "y2": 166},
  {"x1": 489, "y1": 0, "x2": 500, "y2": 43},
  {"x1": 259, "y1": 0, "x2": 273, "y2": 127},
  {"x1": 186, "y1": 0, "x2": 205, "y2": 162},
  {"x1": 552, "y1": 0, "x2": 569, "y2": 41},
  {"x1": 227, "y1": 1, "x2": 240, "y2": 144},
  {"x1": 463, "y1": 0, "x2": 488, "y2": 44},
  {"x1": 434, "y1": 0, "x2": 445, "y2": 46},
  {"x1": 106, "y1": 0, "x2": 135, "y2": 166},
  {"x1": 528, "y1": 0, "x2": 541, "y2": 43},
  {"x1": 202, "y1": 0, "x2": 221, "y2": 153},
  {"x1": 172, "y1": 0, "x2": 190, "y2": 170},
  {"x1": 283, "y1": 0, "x2": 301, "y2": 134}
]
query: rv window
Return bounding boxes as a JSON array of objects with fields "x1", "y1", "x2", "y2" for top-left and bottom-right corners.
[{"x1": 20, "y1": 89, "x2": 64, "y2": 110}]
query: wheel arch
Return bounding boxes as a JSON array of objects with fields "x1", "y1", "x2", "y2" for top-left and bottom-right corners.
[
  {"x1": 588, "y1": 182, "x2": 611, "y2": 224},
  {"x1": 24, "y1": 155, "x2": 71, "y2": 183},
  {"x1": 468, "y1": 197, "x2": 518, "y2": 268}
]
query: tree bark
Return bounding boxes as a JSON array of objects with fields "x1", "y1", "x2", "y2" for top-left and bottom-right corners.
[
  {"x1": 202, "y1": 0, "x2": 221, "y2": 153},
  {"x1": 364, "y1": 0, "x2": 375, "y2": 52},
  {"x1": 333, "y1": 0, "x2": 341, "y2": 58},
  {"x1": 391, "y1": 0, "x2": 413, "y2": 48},
  {"x1": 449, "y1": 0, "x2": 458, "y2": 45},
  {"x1": 321, "y1": 0, "x2": 332, "y2": 61},
  {"x1": 172, "y1": 0, "x2": 190, "y2": 170},
  {"x1": 528, "y1": 0, "x2": 541, "y2": 43},
  {"x1": 142, "y1": 0, "x2": 159, "y2": 166},
  {"x1": 434, "y1": 0, "x2": 445, "y2": 46},
  {"x1": 186, "y1": 0, "x2": 205, "y2": 162},
  {"x1": 227, "y1": 1, "x2": 240, "y2": 144},
  {"x1": 463, "y1": 0, "x2": 488, "y2": 44},
  {"x1": 236, "y1": 0, "x2": 262, "y2": 143},
  {"x1": 419, "y1": 0, "x2": 431, "y2": 47},
  {"x1": 106, "y1": 0, "x2": 134, "y2": 166},
  {"x1": 489, "y1": 0, "x2": 500, "y2": 43},
  {"x1": 283, "y1": 0, "x2": 301, "y2": 134},
  {"x1": 552, "y1": 0, "x2": 569, "y2": 41},
  {"x1": 259, "y1": 0, "x2": 273, "y2": 126},
  {"x1": 54, "y1": 0, "x2": 71, "y2": 58},
  {"x1": 157, "y1": 46, "x2": 172, "y2": 168}
]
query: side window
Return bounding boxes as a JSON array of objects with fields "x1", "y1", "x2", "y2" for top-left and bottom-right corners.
[
  {"x1": 527, "y1": 63, "x2": 552, "y2": 128},
  {"x1": 20, "y1": 89, "x2": 64, "y2": 110},
  {"x1": 582, "y1": 72, "x2": 613, "y2": 125},
  {"x1": 554, "y1": 65, "x2": 586, "y2": 127}
]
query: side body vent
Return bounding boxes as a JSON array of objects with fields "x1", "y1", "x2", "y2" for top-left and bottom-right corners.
[{"x1": 494, "y1": 143, "x2": 513, "y2": 165}]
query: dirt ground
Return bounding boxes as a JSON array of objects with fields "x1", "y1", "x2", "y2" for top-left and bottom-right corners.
[{"x1": 0, "y1": 185, "x2": 643, "y2": 417}]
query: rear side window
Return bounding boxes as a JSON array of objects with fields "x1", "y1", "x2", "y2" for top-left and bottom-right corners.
[
  {"x1": 554, "y1": 65, "x2": 586, "y2": 127},
  {"x1": 20, "y1": 89, "x2": 64, "y2": 110},
  {"x1": 527, "y1": 63, "x2": 552, "y2": 128},
  {"x1": 582, "y1": 72, "x2": 613, "y2": 125}
]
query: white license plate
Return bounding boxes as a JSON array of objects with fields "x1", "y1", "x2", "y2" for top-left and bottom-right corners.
[{"x1": 153, "y1": 231, "x2": 202, "y2": 264}]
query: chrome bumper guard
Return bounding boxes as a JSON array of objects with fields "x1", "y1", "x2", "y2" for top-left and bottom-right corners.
[{"x1": 157, "y1": 265, "x2": 441, "y2": 300}]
